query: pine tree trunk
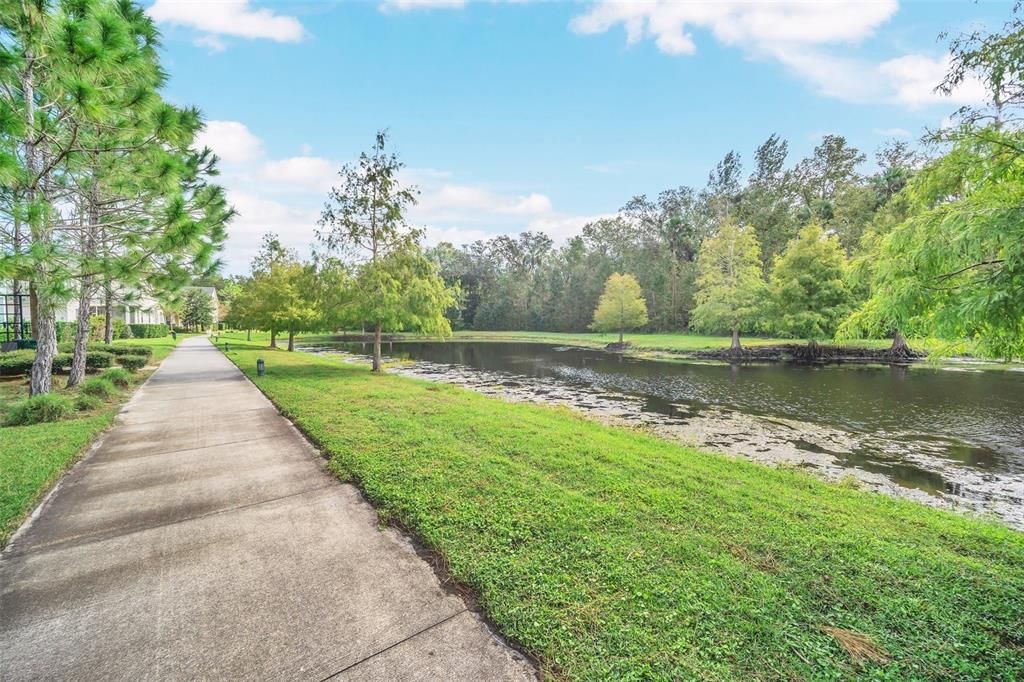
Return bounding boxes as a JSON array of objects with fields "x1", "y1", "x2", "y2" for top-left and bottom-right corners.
[
  {"x1": 373, "y1": 320, "x2": 382, "y2": 372},
  {"x1": 731, "y1": 327, "x2": 741, "y2": 351},
  {"x1": 67, "y1": 279, "x2": 94, "y2": 388},
  {"x1": 103, "y1": 283, "x2": 113, "y2": 344},
  {"x1": 287, "y1": 330, "x2": 294, "y2": 352}
]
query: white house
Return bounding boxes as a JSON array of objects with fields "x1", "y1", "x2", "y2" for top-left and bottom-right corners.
[{"x1": 2, "y1": 282, "x2": 168, "y2": 345}]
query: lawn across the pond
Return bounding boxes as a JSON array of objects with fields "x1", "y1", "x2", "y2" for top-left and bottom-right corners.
[
  {"x1": 220, "y1": 331, "x2": 1023, "y2": 681},
  {"x1": 0, "y1": 334, "x2": 187, "y2": 546}
]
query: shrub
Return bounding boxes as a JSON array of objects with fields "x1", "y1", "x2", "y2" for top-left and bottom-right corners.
[
  {"x1": 80, "y1": 378, "x2": 116, "y2": 400},
  {"x1": 0, "y1": 350, "x2": 35, "y2": 377},
  {"x1": 4, "y1": 394, "x2": 73, "y2": 426},
  {"x1": 101, "y1": 367, "x2": 133, "y2": 387},
  {"x1": 74, "y1": 393, "x2": 103, "y2": 411},
  {"x1": 86, "y1": 351, "x2": 114, "y2": 369},
  {"x1": 129, "y1": 323, "x2": 169, "y2": 338},
  {"x1": 107, "y1": 344, "x2": 153, "y2": 359},
  {"x1": 119, "y1": 324, "x2": 134, "y2": 339},
  {"x1": 116, "y1": 354, "x2": 148, "y2": 372},
  {"x1": 52, "y1": 353, "x2": 72, "y2": 371}
]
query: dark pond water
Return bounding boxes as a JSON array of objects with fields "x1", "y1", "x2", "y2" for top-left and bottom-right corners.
[{"x1": 305, "y1": 340, "x2": 1024, "y2": 525}]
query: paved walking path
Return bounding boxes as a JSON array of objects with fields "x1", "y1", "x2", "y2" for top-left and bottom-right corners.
[{"x1": 0, "y1": 337, "x2": 535, "y2": 681}]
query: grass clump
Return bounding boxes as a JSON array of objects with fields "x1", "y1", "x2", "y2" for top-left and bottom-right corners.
[
  {"x1": 79, "y1": 378, "x2": 117, "y2": 400},
  {"x1": 115, "y1": 354, "x2": 147, "y2": 372},
  {"x1": 219, "y1": 337, "x2": 1024, "y2": 681},
  {"x1": 101, "y1": 367, "x2": 133, "y2": 387},
  {"x1": 4, "y1": 394, "x2": 74, "y2": 426},
  {"x1": 73, "y1": 393, "x2": 103, "y2": 412}
]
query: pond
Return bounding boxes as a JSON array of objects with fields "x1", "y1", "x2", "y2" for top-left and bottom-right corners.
[{"x1": 302, "y1": 340, "x2": 1024, "y2": 527}]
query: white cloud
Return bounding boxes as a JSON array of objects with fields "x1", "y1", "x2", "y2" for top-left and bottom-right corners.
[
  {"x1": 569, "y1": 1, "x2": 985, "y2": 109},
  {"x1": 225, "y1": 191, "x2": 320, "y2": 270},
  {"x1": 379, "y1": 0, "x2": 467, "y2": 12},
  {"x1": 878, "y1": 53, "x2": 986, "y2": 107},
  {"x1": 873, "y1": 127, "x2": 912, "y2": 137},
  {"x1": 193, "y1": 34, "x2": 226, "y2": 54},
  {"x1": 415, "y1": 184, "x2": 552, "y2": 217},
  {"x1": 570, "y1": 1, "x2": 898, "y2": 56},
  {"x1": 770, "y1": 47, "x2": 986, "y2": 108},
  {"x1": 196, "y1": 120, "x2": 264, "y2": 163},
  {"x1": 259, "y1": 156, "x2": 338, "y2": 192},
  {"x1": 148, "y1": 0, "x2": 305, "y2": 45}
]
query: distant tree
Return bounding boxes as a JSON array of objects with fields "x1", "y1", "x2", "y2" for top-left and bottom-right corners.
[
  {"x1": 768, "y1": 224, "x2": 852, "y2": 341},
  {"x1": 690, "y1": 222, "x2": 766, "y2": 351},
  {"x1": 590, "y1": 273, "x2": 648, "y2": 344},
  {"x1": 792, "y1": 135, "x2": 865, "y2": 222},
  {"x1": 318, "y1": 131, "x2": 457, "y2": 371},
  {"x1": 180, "y1": 288, "x2": 214, "y2": 331}
]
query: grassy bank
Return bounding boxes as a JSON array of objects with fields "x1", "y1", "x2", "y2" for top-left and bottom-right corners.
[
  {"x1": 306, "y1": 330, "x2": 978, "y2": 358},
  {"x1": 221, "y1": 332, "x2": 1023, "y2": 680},
  {"x1": 0, "y1": 334, "x2": 186, "y2": 546}
]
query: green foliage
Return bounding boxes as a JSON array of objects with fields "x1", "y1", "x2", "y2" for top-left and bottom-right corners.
[
  {"x1": 222, "y1": 342, "x2": 1024, "y2": 681},
  {"x1": 179, "y1": 288, "x2": 214, "y2": 331},
  {"x1": 115, "y1": 354, "x2": 146, "y2": 372},
  {"x1": 85, "y1": 351, "x2": 113, "y2": 369},
  {"x1": 100, "y1": 367, "x2": 132, "y2": 387},
  {"x1": 0, "y1": 350, "x2": 36, "y2": 377},
  {"x1": 589, "y1": 272, "x2": 648, "y2": 340},
  {"x1": 843, "y1": 129, "x2": 1024, "y2": 359},
  {"x1": 5, "y1": 394, "x2": 73, "y2": 426},
  {"x1": 690, "y1": 221, "x2": 766, "y2": 342},
  {"x1": 128, "y1": 323, "x2": 169, "y2": 338},
  {"x1": 0, "y1": 0, "x2": 232, "y2": 396},
  {"x1": 768, "y1": 223, "x2": 853, "y2": 340},
  {"x1": 317, "y1": 132, "x2": 457, "y2": 369},
  {"x1": 52, "y1": 354, "x2": 72, "y2": 371},
  {"x1": 79, "y1": 378, "x2": 116, "y2": 400}
]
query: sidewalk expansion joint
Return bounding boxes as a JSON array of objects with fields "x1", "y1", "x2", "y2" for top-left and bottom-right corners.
[{"x1": 318, "y1": 608, "x2": 470, "y2": 681}]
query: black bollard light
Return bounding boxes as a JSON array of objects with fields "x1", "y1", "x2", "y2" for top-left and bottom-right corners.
[
  {"x1": 257, "y1": 358, "x2": 265, "y2": 376},
  {"x1": 224, "y1": 342, "x2": 230, "y2": 353}
]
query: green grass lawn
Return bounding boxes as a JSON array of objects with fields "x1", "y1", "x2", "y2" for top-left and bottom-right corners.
[
  {"x1": 0, "y1": 333, "x2": 187, "y2": 546},
  {"x1": 220, "y1": 332, "x2": 1023, "y2": 681}
]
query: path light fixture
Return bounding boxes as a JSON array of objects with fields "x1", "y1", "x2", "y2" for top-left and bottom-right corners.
[
  {"x1": 224, "y1": 342, "x2": 230, "y2": 353},
  {"x1": 257, "y1": 358, "x2": 265, "y2": 376}
]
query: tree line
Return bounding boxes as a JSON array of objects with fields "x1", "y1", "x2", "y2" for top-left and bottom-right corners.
[
  {"x1": 422, "y1": 7, "x2": 1024, "y2": 361},
  {"x1": 224, "y1": 3, "x2": 1024, "y2": 364},
  {"x1": 1, "y1": 0, "x2": 233, "y2": 395}
]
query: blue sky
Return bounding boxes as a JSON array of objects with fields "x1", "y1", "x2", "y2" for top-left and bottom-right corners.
[{"x1": 145, "y1": 1, "x2": 1008, "y2": 274}]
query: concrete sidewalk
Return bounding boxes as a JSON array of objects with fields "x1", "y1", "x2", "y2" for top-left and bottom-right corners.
[{"x1": 0, "y1": 337, "x2": 535, "y2": 681}]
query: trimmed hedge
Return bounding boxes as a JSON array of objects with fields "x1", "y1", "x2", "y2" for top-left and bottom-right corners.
[
  {"x1": 0, "y1": 350, "x2": 35, "y2": 377},
  {"x1": 56, "y1": 343, "x2": 152, "y2": 359},
  {"x1": 116, "y1": 355, "x2": 148, "y2": 372},
  {"x1": 129, "y1": 323, "x2": 169, "y2": 338},
  {"x1": 2, "y1": 347, "x2": 140, "y2": 376},
  {"x1": 4, "y1": 394, "x2": 74, "y2": 426}
]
